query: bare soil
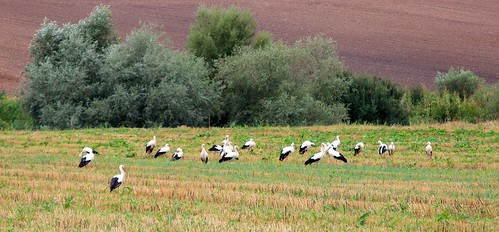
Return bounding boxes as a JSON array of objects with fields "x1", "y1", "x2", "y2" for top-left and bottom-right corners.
[{"x1": 1, "y1": 0, "x2": 498, "y2": 95}]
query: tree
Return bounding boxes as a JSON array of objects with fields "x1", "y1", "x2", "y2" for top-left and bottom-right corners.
[
  {"x1": 343, "y1": 76, "x2": 409, "y2": 125},
  {"x1": 22, "y1": 5, "x2": 117, "y2": 128},
  {"x1": 187, "y1": 5, "x2": 257, "y2": 68},
  {"x1": 435, "y1": 67, "x2": 483, "y2": 100},
  {"x1": 216, "y1": 35, "x2": 351, "y2": 126}
]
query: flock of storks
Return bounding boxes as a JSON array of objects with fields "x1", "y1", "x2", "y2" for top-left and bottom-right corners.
[{"x1": 77, "y1": 134, "x2": 434, "y2": 192}]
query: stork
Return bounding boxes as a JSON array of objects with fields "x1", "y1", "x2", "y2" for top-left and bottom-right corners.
[
  {"x1": 354, "y1": 142, "x2": 364, "y2": 156},
  {"x1": 425, "y1": 141, "x2": 433, "y2": 159},
  {"x1": 145, "y1": 136, "x2": 157, "y2": 154},
  {"x1": 378, "y1": 140, "x2": 388, "y2": 155},
  {"x1": 200, "y1": 144, "x2": 209, "y2": 163},
  {"x1": 154, "y1": 144, "x2": 170, "y2": 158},
  {"x1": 110, "y1": 165, "x2": 126, "y2": 192},
  {"x1": 304, "y1": 143, "x2": 327, "y2": 166},
  {"x1": 279, "y1": 142, "x2": 295, "y2": 161},
  {"x1": 78, "y1": 147, "x2": 98, "y2": 168},
  {"x1": 331, "y1": 135, "x2": 340, "y2": 151},
  {"x1": 171, "y1": 148, "x2": 183, "y2": 161},
  {"x1": 219, "y1": 146, "x2": 239, "y2": 163},
  {"x1": 388, "y1": 142, "x2": 395, "y2": 156},
  {"x1": 325, "y1": 143, "x2": 348, "y2": 163},
  {"x1": 299, "y1": 141, "x2": 314, "y2": 155},
  {"x1": 241, "y1": 139, "x2": 256, "y2": 152}
]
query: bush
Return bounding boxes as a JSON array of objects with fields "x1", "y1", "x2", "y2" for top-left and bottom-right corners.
[
  {"x1": 343, "y1": 75, "x2": 409, "y2": 125},
  {"x1": 22, "y1": 5, "x2": 117, "y2": 128},
  {"x1": 22, "y1": 6, "x2": 219, "y2": 129},
  {"x1": 98, "y1": 25, "x2": 220, "y2": 127},
  {"x1": 0, "y1": 94, "x2": 33, "y2": 130},
  {"x1": 216, "y1": 35, "x2": 351, "y2": 126},
  {"x1": 435, "y1": 68, "x2": 483, "y2": 100},
  {"x1": 187, "y1": 5, "x2": 257, "y2": 67}
]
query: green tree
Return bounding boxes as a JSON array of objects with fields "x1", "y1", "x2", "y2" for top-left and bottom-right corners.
[
  {"x1": 23, "y1": 5, "x2": 117, "y2": 128},
  {"x1": 343, "y1": 76, "x2": 409, "y2": 125},
  {"x1": 435, "y1": 67, "x2": 483, "y2": 100},
  {"x1": 217, "y1": 36, "x2": 350, "y2": 126},
  {"x1": 187, "y1": 5, "x2": 257, "y2": 68}
]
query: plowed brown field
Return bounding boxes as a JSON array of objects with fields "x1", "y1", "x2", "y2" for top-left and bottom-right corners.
[{"x1": 1, "y1": 0, "x2": 498, "y2": 95}]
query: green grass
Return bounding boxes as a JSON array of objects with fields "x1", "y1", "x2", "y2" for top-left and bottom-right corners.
[{"x1": 0, "y1": 122, "x2": 497, "y2": 231}]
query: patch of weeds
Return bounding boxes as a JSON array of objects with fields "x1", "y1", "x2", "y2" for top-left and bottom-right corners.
[{"x1": 358, "y1": 212, "x2": 371, "y2": 227}]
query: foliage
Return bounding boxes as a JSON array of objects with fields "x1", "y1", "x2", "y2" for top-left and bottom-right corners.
[
  {"x1": 435, "y1": 68, "x2": 483, "y2": 100},
  {"x1": 254, "y1": 31, "x2": 273, "y2": 49},
  {"x1": 216, "y1": 35, "x2": 351, "y2": 126},
  {"x1": 22, "y1": 6, "x2": 219, "y2": 129},
  {"x1": 22, "y1": 5, "x2": 117, "y2": 129},
  {"x1": 343, "y1": 75, "x2": 409, "y2": 125},
  {"x1": 410, "y1": 90, "x2": 482, "y2": 123},
  {"x1": 187, "y1": 5, "x2": 257, "y2": 68},
  {"x1": 99, "y1": 25, "x2": 220, "y2": 127},
  {"x1": 0, "y1": 94, "x2": 33, "y2": 129}
]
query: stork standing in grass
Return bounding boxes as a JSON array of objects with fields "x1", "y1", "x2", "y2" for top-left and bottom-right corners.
[
  {"x1": 171, "y1": 148, "x2": 183, "y2": 161},
  {"x1": 154, "y1": 144, "x2": 170, "y2": 158},
  {"x1": 208, "y1": 144, "x2": 223, "y2": 155},
  {"x1": 299, "y1": 141, "x2": 314, "y2": 155},
  {"x1": 425, "y1": 141, "x2": 433, "y2": 159},
  {"x1": 304, "y1": 143, "x2": 327, "y2": 166},
  {"x1": 145, "y1": 136, "x2": 157, "y2": 155},
  {"x1": 354, "y1": 142, "x2": 364, "y2": 156},
  {"x1": 279, "y1": 142, "x2": 295, "y2": 161},
  {"x1": 78, "y1": 147, "x2": 98, "y2": 168},
  {"x1": 241, "y1": 139, "x2": 256, "y2": 152},
  {"x1": 200, "y1": 144, "x2": 209, "y2": 164},
  {"x1": 219, "y1": 146, "x2": 239, "y2": 163},
  {"x1": 378, "y1": 140, "x2": 388, "y2": 156},
  {"x1": 388, "y1": 142, "x2": 395, "y2": 156},
  {"x1": 325, "y1": 143, "x2": 348, "y2": 163},
  {"x1": 331, "y1": 135, "x2": 341, "y2": 151},
  {"x1": 110, "y1": 165, "x2": 126, "y2": 192}
]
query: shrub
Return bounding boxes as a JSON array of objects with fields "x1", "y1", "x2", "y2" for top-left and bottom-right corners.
[
  {"x1": 343, "y1": 75, "x2": 409, "y2": 125},
  {"x1": 99, "y1": 25, "x2": 220, "y2": 127},
  {"x1": 23, "y1": 5, "x2": 116, "y2": 129},
  {"x1": 0, "y1": 94, "x2": 33, "y2": 130},
  {"x1": 216, "y1": 35, "x2": 350, "y2": 126},
  {"x1": 187, "y1": 5, "x2": 257, "y2": 68},
  {"x1": 254, "y1": 31, "x2": 273, "y2": 49},
  {"x1": 435, "y1": 68, "x2": 483, "y2": 100}
]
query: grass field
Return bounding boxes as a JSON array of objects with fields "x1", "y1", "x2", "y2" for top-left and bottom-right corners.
[{"x1": 0, "y1": 122, "x2": 497, "y2": 231}]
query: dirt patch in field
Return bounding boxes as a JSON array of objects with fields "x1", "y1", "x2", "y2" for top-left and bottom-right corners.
[{"x1": 1, "y1": 0, "x2": 498, "y2": 95}]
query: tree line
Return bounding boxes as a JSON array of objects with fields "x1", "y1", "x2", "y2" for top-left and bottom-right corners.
[{"x1": 1, "y1": 5, "x2": 496, "y2": 129}]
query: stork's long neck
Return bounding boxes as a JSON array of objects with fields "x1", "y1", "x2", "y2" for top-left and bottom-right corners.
[{"x1": 119, "y1": 166, "x2": 126, "y2": 176}]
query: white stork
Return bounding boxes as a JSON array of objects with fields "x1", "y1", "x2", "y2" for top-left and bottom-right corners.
[
  {"x1": 279, "y1": 142, "x2": 295, "y2": 161},
  {"x1": 171, "y1": 148, "x2": 183, "y2": 161},
  {"x1": 241, "y1": 139, "x2": 256, "y2": 152},
  {"x1": 299, "y1": 141, "x2": 314, "y2": 155},
  {"x1": 331, "y1": 135, "x2": 340, "y2": 151},
  {"x1": 219, "y1": 146, "x2": 239, "y2": 163},
  {"x1": 425, "y1": 141, "x2": 433, "y2": 159},
  {"x1": 208, "y1": 144, "x2": 223, "y2": 154},
  {"x1": 200, "y1": 144, "x2": 209, "y2": 164},
  {"x1": 378, "y1": 140, "x2": 388, "y2": 155},
  {"x1": 154, "y1": 144, "x2": 170, "y2": 158},
  {"x1": 354, "y1": 142, "x2": 364, "y2": 156},
  {"x1": 110, "y1": 165, "x2": 126, "y2": 192},
  {"x1": 78, "y1": 147, "x2": 98, "y2": 168},
  {"x1": 145, "y1": 136, "x2": 157, "y2": 154},
  {"x1": 325, "y1": 143, "x2": 348, "y2": 163},
  {"x1": 304, "y1": 143, "x2": 327, "y2": 166},
  {"x1": 388, "y1": 142, "x2": 395, "y2": 156},
  {"x1": 222, "y1": 142, "x2": 234, "y2": 156}
]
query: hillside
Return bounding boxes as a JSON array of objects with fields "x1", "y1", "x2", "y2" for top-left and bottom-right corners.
[{"x1": 1, "y1": 0, "x2": 498, "y2": 95}]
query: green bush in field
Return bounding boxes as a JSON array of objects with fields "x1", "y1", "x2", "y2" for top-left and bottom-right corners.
[
  {"x1": 98, "y1": 25, "x2": 220, "y2": 127},
  {"x1": 216, "y1": 36, "x2": 351, "y2": 126},
  {"x1": 22, "y1": 6, "x2": 219, "y2": 129},
  {"x1": 343, "y1": 75, "x2": 409, "y2": 125},
  {"x1": 435, "y1": 68, "x2": 483, "y2": 100},
  {"x1": 410, "y1": 90, "x2": 482, "y2": 123},
  {"x1": 0, "y1": 94, "x2": 33, "y2": 130},
  {"x1": 187, "y1": 5, "x2": 257, "y2": 68},
  {"x1": 23, "y1": 5, "x2": 117, "y2": 129}
]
